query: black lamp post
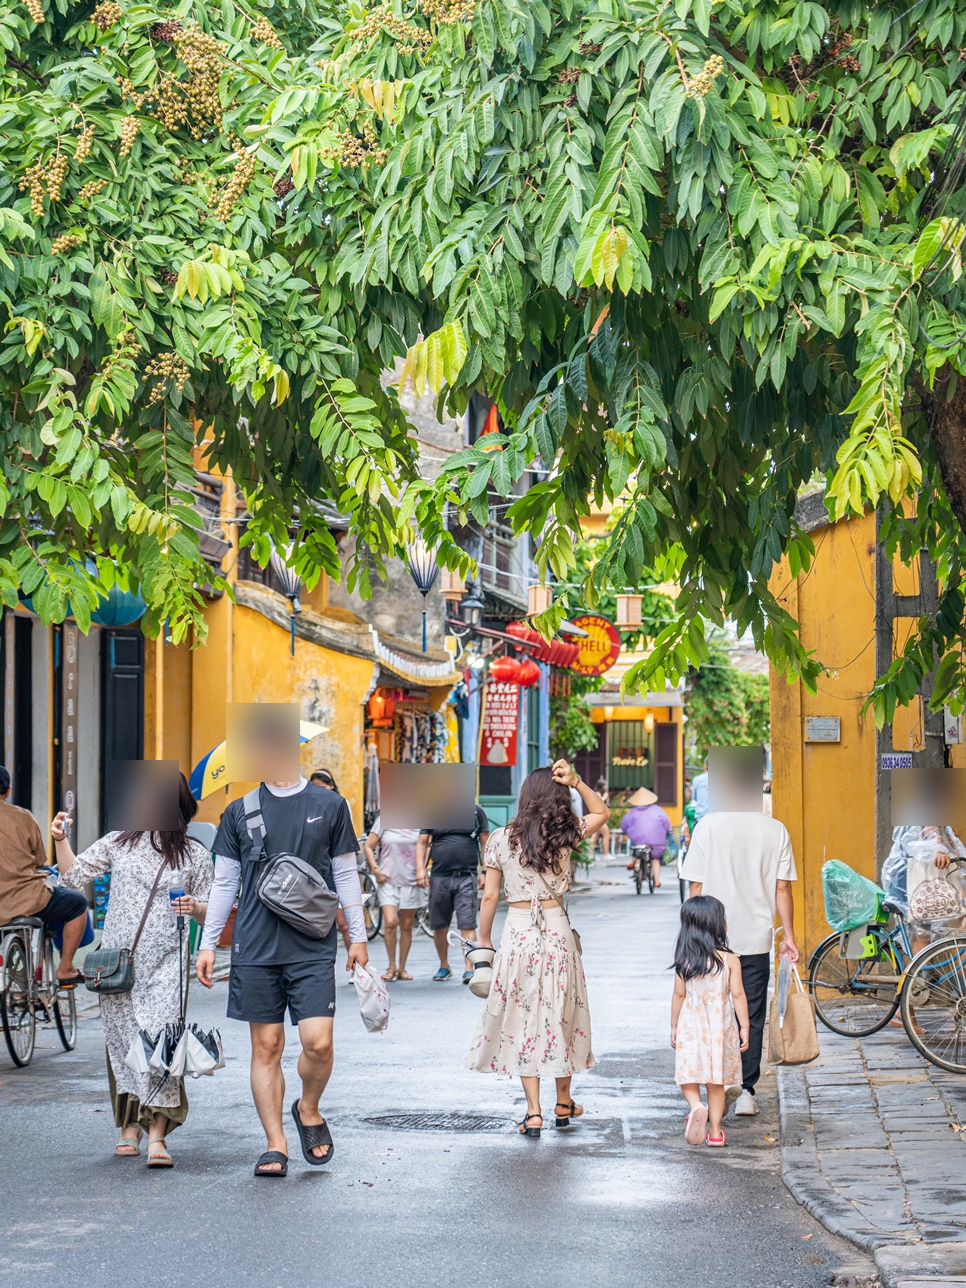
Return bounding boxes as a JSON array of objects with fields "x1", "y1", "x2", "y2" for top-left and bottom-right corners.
[
  {"x1": 460, "y1": 578, "x2": 484, "y2": 630},
  {"x1": 406, "y1": 537, "x2": 440, "y2": 652}
]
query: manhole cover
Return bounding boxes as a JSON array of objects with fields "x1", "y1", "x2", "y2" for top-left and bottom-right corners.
[{"x1": 363, "y1": 1113, "x2": 508, "y2": 1133}]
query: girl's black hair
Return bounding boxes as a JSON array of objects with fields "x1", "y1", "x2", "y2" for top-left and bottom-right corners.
[{"x1": 673, "y1": 895, "x2": 731, "y2": 980}]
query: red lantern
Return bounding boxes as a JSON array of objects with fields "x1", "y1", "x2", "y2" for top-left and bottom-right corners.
[
  {"x1": 489, "y1": 656, "x2": 521, "y2": 683},
  {"x1": 517, "y1": 658, "x2": 540, "y2": 687}
]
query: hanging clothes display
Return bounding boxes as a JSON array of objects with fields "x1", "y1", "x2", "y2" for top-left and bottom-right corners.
[{"x1": 394, "y1": 708, "x2": 448, "y2": 762}]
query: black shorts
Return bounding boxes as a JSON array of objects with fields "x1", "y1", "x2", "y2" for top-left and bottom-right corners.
[
  {"x1": 428, "y1": 872, "x2": 478, "y2": 932},
  {"x1": 227, "y1": 955, "x2": 337, "y2": 1025},
  {"x1": 37, "y1": 886, "x2": 88, "y2": 925}
]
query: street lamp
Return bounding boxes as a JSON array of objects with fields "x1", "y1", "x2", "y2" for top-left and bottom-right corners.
[
  {"x1": 269, "y1": 539, "x2": 303, "y2": 656},
  {"x1": 406, "y1": 537, "x2": 440, "y2": 653},
  {"x1": 460, "y1": 579, "x2": 484, "y2": 629}
]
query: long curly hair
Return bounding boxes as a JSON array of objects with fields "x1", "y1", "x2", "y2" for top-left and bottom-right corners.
[{"x1": 507, "y1": 767, "x2": 583, "y2": 876}]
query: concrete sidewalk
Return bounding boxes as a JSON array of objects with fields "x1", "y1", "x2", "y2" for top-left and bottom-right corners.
[{"x1": 777, "y1": 1022, "x2": 966, "y2": 1287}]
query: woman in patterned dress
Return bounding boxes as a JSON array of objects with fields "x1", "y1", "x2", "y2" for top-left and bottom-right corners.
[
  {"x1": 468, "y1": 761, "x2": 609, "y2": 1138},
  {"x1": 52, "y1": 773, "x2": 212, "y2": 1168}
]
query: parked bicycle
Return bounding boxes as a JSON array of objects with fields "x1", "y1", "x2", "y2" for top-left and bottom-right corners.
[
  {"x1": 809, "y1": 860, "x2": 966, "y2": 1074},
  {"x1": 0, "y1": 912, "x2": 78, "y2": 1067}
]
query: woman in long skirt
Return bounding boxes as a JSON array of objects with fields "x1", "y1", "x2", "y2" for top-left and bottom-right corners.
[
  {"x1": 53, "y1": 773, "x2": 211, "y2": 1168},
  {"x1": 468, "y1": 761, "x2": 609, "y2": 1137}
]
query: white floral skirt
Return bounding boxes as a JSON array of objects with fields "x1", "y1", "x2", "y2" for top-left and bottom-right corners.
[{"x1": 466, "y1": 905, "x2": 595, "y2": 1077}]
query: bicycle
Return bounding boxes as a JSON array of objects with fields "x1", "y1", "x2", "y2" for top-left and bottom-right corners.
[
  {"x1": 357, "y1": 861, "x2": 383, "y2": 942},
  {"x1": 809, "y1": 858, "x2": 966, "y2": 1073},
  {"x1": 630, "y1": 844, "x2": 653, "y2": 895},
  {"x1": 0, "y1": 913, "x2": 78, "y2": 1067}
]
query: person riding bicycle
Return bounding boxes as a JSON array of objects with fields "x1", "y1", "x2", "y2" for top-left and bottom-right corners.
[
  {"x1": 621, "y1": 788, "x2": 671, "y2": 890},
  {"x1": 0, "y1": 766, "x2": 88, "y2": 986}
]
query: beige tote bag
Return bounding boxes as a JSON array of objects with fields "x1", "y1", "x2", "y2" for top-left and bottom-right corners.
[{"x1": 768, "y1": 966, "x2": 820, "y2": 1065}]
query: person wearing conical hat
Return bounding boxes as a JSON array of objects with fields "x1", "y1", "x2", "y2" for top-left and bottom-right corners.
[{"x1": 620, "y1": 787, "x2": 672, "y2": 889}]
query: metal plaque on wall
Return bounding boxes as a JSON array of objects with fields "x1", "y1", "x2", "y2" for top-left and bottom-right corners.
[{"x1": 804, "y1": 716, "x2": 841, "y2": 743}]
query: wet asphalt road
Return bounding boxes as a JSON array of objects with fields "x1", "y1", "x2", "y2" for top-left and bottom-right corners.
[{"x1": 0, "y1": 860, "x2": 854, "y2": 1288}]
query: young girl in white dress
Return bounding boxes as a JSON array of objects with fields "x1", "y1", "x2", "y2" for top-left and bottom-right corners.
[{"x1": 671, "y1": 895, "x2": 750, "y2": 1147}]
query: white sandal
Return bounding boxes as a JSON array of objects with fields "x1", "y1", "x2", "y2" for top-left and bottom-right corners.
[
  {"x1": 146, "y1": 1138, "x2": 173, "y2": 1168},
  {"x1": 114, "y1": 1129, "x2": 143, "y2": 1157}
]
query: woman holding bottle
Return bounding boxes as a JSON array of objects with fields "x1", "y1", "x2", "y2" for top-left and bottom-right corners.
[{"x1": 52, "y1": 772, "x2": 211, "y2": 1168}]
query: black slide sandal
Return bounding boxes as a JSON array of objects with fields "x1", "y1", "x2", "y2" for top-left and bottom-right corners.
[
  {"x1": 291, "y1": 1099, "x2": 335, "y2": 1166},
  {"x1": 254, "y1": 1151, "x2": 288, "y2": 1177}
]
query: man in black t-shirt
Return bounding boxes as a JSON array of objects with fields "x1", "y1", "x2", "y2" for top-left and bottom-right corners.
[
  {"x1": 416, "y1": 804, "x2": 489, "y2": 983},
  {"x1": 197, "y1": 776, "x2": 367, "y2": 1176}
]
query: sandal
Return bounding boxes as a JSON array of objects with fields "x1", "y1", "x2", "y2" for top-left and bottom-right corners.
[
  {"x1": 396, "y1": 969, "x2": 413, "y2": 980},
  {"x1": 684, "y1": 1104, "x2": 708, "y2": 1146},
  {"x1": 146, "y1": 1138, "x2": 173, "y2": 1168},
  {"x1": 554, "y1": 1100, "x2": 584, "y2": 1128},
  {"x1": 381, "y1": 966, "x2": 398, "y2": 982},
  {"x1": 114, "y1": 1129, "x2": 143, "y2": 1157},
  {"x1": 254, "y1": 1150, "x2": 289, "y2": 1178},
  {"x1": 705, "y1": 1128, "x2": 727, "y2": 1147},
  {"x1": 519, "y1": 1112, "x2": 542, "y2": 1139},
  {"x1": 56, "y1": 971, "x2": 85, "y2": 988},
  {"x1": 291, "y1": 1099, "x2": 334, "y2": 1166}
]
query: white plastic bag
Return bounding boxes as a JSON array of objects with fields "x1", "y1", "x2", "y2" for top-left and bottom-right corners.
[
  {"x1": 351, "y1": 964, "x2": 391, "y2": 1033},
  {"x1": 907, "y1": 839, "x2": 966, "y2": 923}
]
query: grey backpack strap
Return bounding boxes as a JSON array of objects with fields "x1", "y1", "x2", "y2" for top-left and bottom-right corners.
[{"x1": 243, "y1": 787, "x2": 267, "y2": 862}]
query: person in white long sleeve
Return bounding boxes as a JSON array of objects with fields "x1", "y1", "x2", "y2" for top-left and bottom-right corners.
[{"x1": 196, "y1": 775, "x2": 367, "y2": 1177}]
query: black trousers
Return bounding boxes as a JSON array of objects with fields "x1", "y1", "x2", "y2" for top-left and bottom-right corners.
[{"x1": 739, "y1": 952, "x2": 771, "y2": 1093}]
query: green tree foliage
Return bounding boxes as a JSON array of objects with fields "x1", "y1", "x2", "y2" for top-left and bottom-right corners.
[
  {"x1": 685, "y1": 634, "x2": 771, "y2": 761},
  {"x1": 5, "y1": 0, "x2": 966, "y2": 718},
  {"x1": 549, "y1": 681, "x2": 600, "y2": 762}
]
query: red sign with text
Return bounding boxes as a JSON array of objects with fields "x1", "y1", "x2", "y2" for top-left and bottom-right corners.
[{"x1": 479, "y1": 682, "x2": 519, "y2": 767}]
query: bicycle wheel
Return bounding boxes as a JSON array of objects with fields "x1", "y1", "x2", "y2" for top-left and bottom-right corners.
[
  {"x1": 647, "y1": 863, "x2": 656, "y2": 894},
  {"x1": 361, "y1": 874, "x2": 383, "y2": 941},
  {"x1": 633, "y1": 862, "x2": 643, "y2": 895},
  {"x1": 809, "y1": 934, "x2": 900, "y2": 1036},
  {"x1": 414, "y1": 903, "x2": 433, "y2": 938},
  {"x1": 899, "y1": 935, "x2": 966, "y2": 1075},
  {"x1": 0, "y1": 936, "x2": 36, "y2": 1067}
]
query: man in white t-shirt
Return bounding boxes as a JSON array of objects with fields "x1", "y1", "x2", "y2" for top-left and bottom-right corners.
[{"x1": 681, "y1": 797, "x2": 799, "y2": 1118}]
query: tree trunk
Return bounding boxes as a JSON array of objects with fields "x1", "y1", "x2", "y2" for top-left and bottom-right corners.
[{"x1": 925, "y1": 366, "x2": 966, "y2": 533}]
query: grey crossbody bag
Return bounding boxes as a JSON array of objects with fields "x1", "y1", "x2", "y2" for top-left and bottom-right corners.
[{"x1": 243, "y1": 789, "x2": 339, "y2": 940}]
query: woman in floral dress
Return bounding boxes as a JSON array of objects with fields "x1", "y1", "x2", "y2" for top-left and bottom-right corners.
[
  {"x1": 52, "y1": 773, "x2": 212, "y2": 1168},
  {"x1": 468, "y1": 761, "x2": 609, "y2": 1138}
]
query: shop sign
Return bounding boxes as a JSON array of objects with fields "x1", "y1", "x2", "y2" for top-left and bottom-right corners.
[
  {"x1": 569, "y1": 615, "x2": 621, "y2": 676},
  {"x1": 480, "y1": 681, "x2": 519, "y2": 767},
  {"x1": 881, "y1": 752, "x2": 912, "y2": 769},
  {"x1": 62, "y1": 622, "x2": 79, "y2": 833},
  {"x1": 804, "y1": 716, "x2": 841, "y2": 743}
]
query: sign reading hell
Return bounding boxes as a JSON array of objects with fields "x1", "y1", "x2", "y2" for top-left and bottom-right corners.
[{"x1": 480, "y1": 681, "x2": 519, "y2": 767}]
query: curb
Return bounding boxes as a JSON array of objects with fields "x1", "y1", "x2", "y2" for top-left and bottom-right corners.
[{"x1": 777, "y1": 1064, "x2": 966, "y2": 1284}]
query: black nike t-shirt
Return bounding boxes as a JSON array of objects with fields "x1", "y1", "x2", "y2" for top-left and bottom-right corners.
[
  {"x1": 424, "y1": 805, "x2": 489, "y2": 876},
  {"x1": 214, "y1": 782, "x2": 358, "y2": 965}
]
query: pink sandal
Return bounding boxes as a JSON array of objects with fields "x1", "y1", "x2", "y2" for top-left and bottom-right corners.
[
  {"x1": 684, "y1": 1104, "x2": 708, "y2": 1146},
  {"x1": 705, "y1": 1128, "x2": 727, "y2": 1147}
]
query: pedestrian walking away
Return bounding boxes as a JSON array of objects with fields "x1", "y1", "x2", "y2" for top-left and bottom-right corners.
[
  {"x1": 671, "y1": 895, "x2": 750, "y2": 1148},
  {"x1": 416, "y1": 803, "x2": 489, "y2": 982},
  {"x1": 0, "y1": 765, "x2": 89, "y2": 986},
  {"x1": 51, "y1": 774, "x2": 211, "y2": 1168},
  {"x1": 467, "y1": 762, "x2": 609, "y2": 1138},
  {"x1": 196, "y1": 772, "x2": 367, "y2": 1177},
  {"x1": 681, "y1": 770, "x2": 799, "y2": 1118},
  {"x1": 363, "y1": 815, "x2": 422, "y2": 980}
]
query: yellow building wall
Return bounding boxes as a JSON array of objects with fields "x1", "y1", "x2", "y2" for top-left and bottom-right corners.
[{"x1": 769, "y1": 511, "x2": 878, "y2": 955}]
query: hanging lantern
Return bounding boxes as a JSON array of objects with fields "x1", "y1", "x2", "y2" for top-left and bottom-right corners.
[
  {"x1": 616, "y1": 594, "x2": 643, "y2": 630},
  {"x1": 441, "y1": 569, "x2": 466, "y2": 602},
  {"x1": 527, "y1": 584, "x2": 553, "y2": 617},
  {"x1": 644, "y1": 712, "x2": 656, "y2": 734},
  {"x1": 367, "y1": 687, "x2": 397, "y2": 726},
  {"x1": 489, "y1": 656, "x2": 522, "y2": 684},
  {"x1": 516, "y1": 657, "x2": 541, "y2": 687},
  {"x1": 270, "y1": 539, "x2": 303, "y2": 656},
  {"x1": 406, "y1": 537, "x2": 440, "y2": 653}
]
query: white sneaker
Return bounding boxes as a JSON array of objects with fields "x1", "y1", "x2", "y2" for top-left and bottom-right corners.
[
  {"x1": 724, "y1": 1085, "x2": 743, "y2": 1115},
  {"x1": 733, "y1": 1090, "x2": 759, "y2": 1116}
]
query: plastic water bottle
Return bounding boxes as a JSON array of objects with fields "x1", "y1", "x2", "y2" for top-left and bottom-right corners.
[{"x1": 168, "y1": 868, "x2": 186, "y2": 915}]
